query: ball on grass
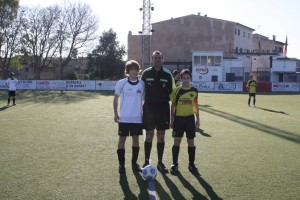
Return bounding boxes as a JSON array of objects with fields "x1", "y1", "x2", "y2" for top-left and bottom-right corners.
[{"x1": 142, "y1": 165, "x2": 157, "y2": 181}]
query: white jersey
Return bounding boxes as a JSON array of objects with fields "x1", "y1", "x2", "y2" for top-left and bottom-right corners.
[
  {"x1": 115, "y1": 77, "x2": 144, "y2": 123},
  {"x1": 6, "y1": 78, "x2": 18, "y2": 91}
]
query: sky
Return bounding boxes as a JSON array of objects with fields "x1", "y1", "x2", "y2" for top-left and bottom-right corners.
[{"x1": 20, "y1": 0, "x2": 300, "y2": 59}]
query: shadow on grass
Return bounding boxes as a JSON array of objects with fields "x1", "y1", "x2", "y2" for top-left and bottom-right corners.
[
  {"x1": 196, "y1": 128, "x2": 211, "y2": 137},
  {"x1": 191, "y1": 173, "x2": 223, "y2": 200},
  {"x1": 200, "y1": 105, "x2": 300, "y2": 144},
  {"x1": 119, "y1": 173, "x2": 138, "y2": 200},
  {"x1": 133, "y1": 171, "x2": 149, "y2": 200},
  {"x1": 176, "y1": 171, "x2": 208, "y2": 199},
  {"x1": 256, "y1": 106, "x2": 288, "y2": 115},
  {"x1": 0, "y1": 105, "x2": 9, "y2": 111},
  {"x1": 158, "y1": 172, "x2": 183, "y2": 200},
  {"x1": 1, "y1": 90, "x2": 114, "y2": 105}
]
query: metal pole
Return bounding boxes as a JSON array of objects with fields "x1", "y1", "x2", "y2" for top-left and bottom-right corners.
[{"x1": 140, "y1": 0, "x2": 153, "y2": 69}]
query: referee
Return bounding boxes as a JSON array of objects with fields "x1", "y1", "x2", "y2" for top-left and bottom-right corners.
[{"x1": 141, "y1": 50, "x2": 175, "y2": 173}]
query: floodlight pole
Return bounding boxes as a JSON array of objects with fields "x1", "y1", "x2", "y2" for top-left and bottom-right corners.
[{"x1": 139, "y1": 0, "x2": 154, "y2": 69}]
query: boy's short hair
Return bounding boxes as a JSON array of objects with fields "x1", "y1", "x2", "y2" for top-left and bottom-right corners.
[
  {"x1": 152, "y1": 50, "x2": 162, "y2": 56},
  {"x1": 124, "y1": 60, "x2": 141, "y2": 75},
  {"x1": 180, "y1": 69, "x2": 191, "y2": 78},
  {"x1": 173, "y1": 70, "x2": 180, "y2": 76}
]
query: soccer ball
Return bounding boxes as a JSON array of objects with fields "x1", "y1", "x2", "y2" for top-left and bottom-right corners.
[{"x1": 142, "y1": 165, "x2": 157, "y2": 181}]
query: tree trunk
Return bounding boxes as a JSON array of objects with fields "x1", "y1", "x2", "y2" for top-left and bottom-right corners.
[{"x1": 59, "y1": 63, "x2": 63, "y2": 80}]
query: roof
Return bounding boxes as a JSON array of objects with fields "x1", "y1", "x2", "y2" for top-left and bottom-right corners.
[
  {"x1": 276, "y1": 57, "x2": 300, "y2": 61},
  {"x1": 152, "y1": 14, "x2": 255, "y2": 31}
]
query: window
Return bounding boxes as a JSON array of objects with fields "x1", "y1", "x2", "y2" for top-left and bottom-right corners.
[
  {"x1": 211, "y1": 75, "x2": 218, "y2": 82},
  {"x1": 248, "y1": 33, "x2": 250, "y2": 39},
  {"x1": 194, "y1": 56, "x2": 200, "y2": 65},
  {"x1": 201, "y1": 56, "x2": 207, "y2": 65},
  {"x1": 195, "y1": 55, "x2": 222, "y2": 66},
  {"x1": 208, "y1": 56, "x2": 213, "y2": 66},
  {"x1": 238, "y1": 29, "x2": 240, "y2": 36},
  {"x1": 214, "y1": 56, "x2": 221, "y2": 66},
  {"x1": 235, "y1": 47, "x2": 238, "y2": 53},
  {"x1": 235, "y1": 28, "x2": 237, "y2": 35},
  {"x1": 288, "y1": 75, "x2": 297, "y2": 82},
  {"x1": 243, "y1": 31, "x2": 245, "y2": 37}
]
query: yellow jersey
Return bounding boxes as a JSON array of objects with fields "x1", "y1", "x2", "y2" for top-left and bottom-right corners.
[
  {"x1": 246, "y1": 80, "x2": 257, "y2": 93},
  {"x1": 171, "y1": 86, "x2": 198, "y2": 116}
]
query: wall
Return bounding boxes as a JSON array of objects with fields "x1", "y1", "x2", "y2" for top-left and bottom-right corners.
[
  {"x1": 272, "y1": 60, "x2": 296, "y2": 72},
  {"x1": 1, "y1": 80, "x2": 299, "y2": 92}
]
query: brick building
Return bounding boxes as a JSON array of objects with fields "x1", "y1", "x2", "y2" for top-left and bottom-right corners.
[{"x1": 128, "y1": 14, "x2": 300, "y2": 82}]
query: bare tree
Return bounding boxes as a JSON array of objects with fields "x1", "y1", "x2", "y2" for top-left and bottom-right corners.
[
  {"x1": 0, "y1": 0, "x2": 20, "y2": 78},
  {"x1": 56, "y1": 2, "x2": 98, "y2": 79},
  {"x1": 22, "y1": 5, "x2": 61, "y2": 79},
  {"x1": 0, "y1": 7, "x2": 25, "y2": 78}
]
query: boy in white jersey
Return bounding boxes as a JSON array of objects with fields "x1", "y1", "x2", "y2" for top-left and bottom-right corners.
[
  {"x1": 5, "y1": 72, "x2": 19, "y2": 106},
  {"x1": 113, "y1": 60, "x2": 144, "y2": 173}
]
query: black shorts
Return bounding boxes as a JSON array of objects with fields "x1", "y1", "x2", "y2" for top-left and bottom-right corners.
[
  {"x1": 172, "y1": 115, "x2": 196, "y2": 139},
  {"x1": 118, "y1": 123, "x2": 143, "y2": 137},
  {"x1": 249, "y1": 93, "x2": 256, "y2": 97},
  {"x1": 143, "y1": 102, "x2": 170, "y2": 131},
  {"x1": 8, "y1": 91, "x2": 16, "y2": 97}
]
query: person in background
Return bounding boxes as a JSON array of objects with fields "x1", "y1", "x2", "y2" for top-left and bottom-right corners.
[
  {"x1": 173, "y1": 70, "x2": 181, "y2": 87},
  {"x1": 6, "y1": 72, "x2": 19, "y2": 106},
  {"x1": 170, "y1": 69, "x2": 200, "y2": 175},
  {"x1": 113, "y1": 60, "x2": 144, "y2": 173},
  {"x1": 246, "y1": 74, "x2": 258, "y2": 107},
  {"x1": 141, "y1": 50, "x2": 175, "y2": 173}
]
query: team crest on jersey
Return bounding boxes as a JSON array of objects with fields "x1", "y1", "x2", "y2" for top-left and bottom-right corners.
[
  {"x1": 162, "y1": 83, "x2": 166, "y2": 88},
  {"x1": 136, "y1": 89, "x2": 141, "y2": 94},
  {"x1": 190, "y1": 93, "x2": 194, "y2": 97}
]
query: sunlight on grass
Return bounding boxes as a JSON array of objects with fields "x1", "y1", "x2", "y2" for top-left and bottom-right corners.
[{"x1": 0, "y1": 91, "x2": 299, "y2": 199}]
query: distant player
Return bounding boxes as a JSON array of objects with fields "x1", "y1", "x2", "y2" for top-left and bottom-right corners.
[
  {"x1": 6, "y1": 72, "x2": 18, "y2": 106},
  {"x1": 173, "y1": 70, "x2": 181, "y2": 87},
  {"x1": 113, "y1": 60, "x2": 145, "y2": 173},
  {"x1": 246, "y1": 75, "x2": 257, "y2": 107},
  {"x1": 170, "y1": 69, "x2": 200, "y2": 175}
]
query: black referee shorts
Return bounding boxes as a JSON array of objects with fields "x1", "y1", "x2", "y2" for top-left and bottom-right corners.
[
  {"x1": 172, "y1": 115, "x2": 196, "y2": 139},
  {"x1": 143, "y1": 102, "x2": 170, "y2": 131}
]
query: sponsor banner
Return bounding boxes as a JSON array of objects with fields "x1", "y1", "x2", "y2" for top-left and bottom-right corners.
[
  {"x1": 0, "y1": 80, "x2": 6, "y2": 90},
  {"x1": 95, "y1": 81, "x2": 117, "y2": 90},
  {"x1": 192, "y1": 66, "x2": 222, "y2": 82},
  {"x1": 37, "y1": 80, "x2": 67, "y2": 90},
  {"x1": 272, "y1": 82, "x2": 300, "y2": 92},
  {"x1": 66, "y1": 80, "x2": 95, "y2": 90},
  {"x1": 191, "y1": 81, "x2": 214, "y2": 91},
  {"x1": 17, "y1": 80, "x2": 37, "y2": 90},
  {"x1": 214, "y1": 82, "x2": 243, "y2": 92}
]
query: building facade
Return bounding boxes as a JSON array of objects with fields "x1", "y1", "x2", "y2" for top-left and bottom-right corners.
[{"x1": 128, "y1": 14, "x2": 299, "y2": 82}]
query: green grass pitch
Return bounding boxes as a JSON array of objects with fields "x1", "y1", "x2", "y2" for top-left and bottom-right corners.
[{"x1": 0, "y1": 91, "x2": 299, "y2": 200}]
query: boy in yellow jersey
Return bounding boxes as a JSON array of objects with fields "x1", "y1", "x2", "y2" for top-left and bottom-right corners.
[
  {"x1": 170, "y1": 69, "x2": 200, "y2": 175},
  {"x1": 246, "y1": 75, "x2": 258, "y2": 107}
]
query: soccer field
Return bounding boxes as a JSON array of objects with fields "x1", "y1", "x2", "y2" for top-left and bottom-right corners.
[{"x1": 0, "y1": 91, "x2": 300, "y2": 200}]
